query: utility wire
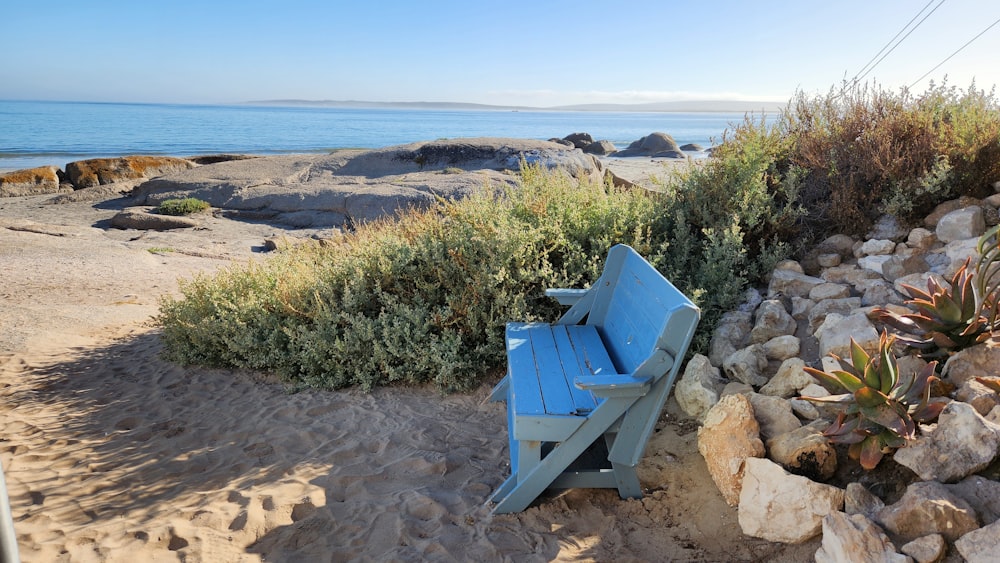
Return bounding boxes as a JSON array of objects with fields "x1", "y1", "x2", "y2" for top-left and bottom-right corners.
[
  {"x1": 851, "y1": 0, "x2": 947, "y2": 86},
  {"x1": 850, "y1": 0, "x2": 936, "y2": 83},
  {"x1": 908, "y1": 15, "x2": 1000, "y2": 88}
]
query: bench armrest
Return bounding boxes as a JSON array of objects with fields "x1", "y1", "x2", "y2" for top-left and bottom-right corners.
[
  {"x1": 545, "y1": 288, "x2": 588, "y2": 306},
  {"x1": 574, "y1": 374, "x2": 652, "y2": 397}
]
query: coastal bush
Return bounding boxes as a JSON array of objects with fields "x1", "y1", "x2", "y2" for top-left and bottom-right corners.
[
  {"x1": 159, "y1": 163, "x2": 775, "y2": 391},
  {"x1": 156, "y1": 197, "x2": 210, "y2": 215}
]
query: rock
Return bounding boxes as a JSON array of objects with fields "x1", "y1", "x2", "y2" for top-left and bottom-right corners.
[
  {"x1": 859, "y1": 239, "x2": 897, "y2": 256},
  {"x1": 747, "y1": 393, "x2": 801, "y2": 440},
  {"x1": 789, "y1": 398, "x2": 820, "y2": 420},
  {"x1": 808, "y1": 283, "x2": 851, "y2": 301},
  {"x1": 942, "y1": 342, "x2": 1000, "y2": 387},
  {"x1": 766, "y1": 421, "x2": 837, "y2": 480},
  {"x1": 562, "y1": 132, "x2": 594, "y2": 149},
  {"x1": 822, "y1": 264, "x2": 882, "y2": 288},
  {"x1": 815, "y1": 234, "x2": 857, "y2": 257},
  {"x1": 723, "y1": 345, "x2": 768, "y2": 387},
  {"x1": 893, "y1": 401, "x2": 1000, "y2": 482},
  {"x1": 674, "y1": 354, "x2": 722, "y2": 420},
  {"x1": 935, "y1": 206, "x2": 985, "y2": 243},
  {"x1": 815, "y1": 512, "x2": 909, "y2": 563},
  {"x1": 955, "y1": 520, "x2": 1000, "y2": 563},
  {"x1": 66, "y1": 156, "x2": 195, "y2": 188},
  {"x1": 907, "y1": 227, "x2": 938, "y2": 249},
  {"x1": 185, "y1": 154, "x2": 259, "y2": 165},
  {"x1": 737, "y1": 287, "x2": 764, "y2": 313},
  {"x1": 955, "y1": 377, "x2": 1000, "y2": 415},
  {"x1": 761, "y1": 335, "x2": 801, "y2": 362},
  {"x1": 945, "y1": 475, "x2": 1000, "y2": 525},
  {"x1": 877, "y1": 481, "x2": 980, "y2": 543},
  {"x1": 815, "y1": 312, "x2": 880, "y2": 358},
  {"x1": 858, "y1": 255, "x2": 893, "y2": 275},
  {"x1": 924, "y1": 196, "x2": 981, "y2": 227},
  {"x1": 679, "y1": 143, "x2": 704, "y2": 151},
  {"x1": 790, "y1": 296, "x2": 815, "y2": 320},
  {"x1": 759, "y1": 357, "x2": 812, "y2": 397},
  {"x1": 721, "y1": 382, "x2": 754, "y2": 396},
  {"x1": 845, "y1": 483, "x2": 886, "y2": 520},
  {"x1": 867, "y1": 214, "x2": 911, "y2": 242},
  {"x1": 131, "y1": 139, "x2": 602, "y2": 228},
  {"x1": 0, "y1": 166, "x2": 66, "y2": 197},
  {"x1": 708, "y1": 311, "x2": 752, "y2": 367},
  {"x1": 613, "y1": 132, "x2": 681, "y2": 157},
  {"x1": 749, "y1": 299, "x2": 796, "y2": 344},
  {"x1": 900, "y1": 534, "x2": 946, "y2": 563},
  {"x1": 808, "y1": 297, "x2": 862, "y2": 333},
  {"x1": 816, "y1": 253, "x2": 842, "y2": 268},
  {"x1": 768, "y1": 269, "x2": 826, "y2": 298},
  {"x1": 773, "y1": 259, "x2": 805, "y2": 274},
  {"x1": 110, "y1": 210, "x2": 200, "y2": 230},
  {"x1": 943, "y1": 238, "x2": 980, "y2": 277},
  {"x1": 581, "y1": 140, "x2": 616, "y2": 155},
  {"x1": 860, "y1": 279, "x2": 905, "y2": 307},
  {"x1": 697, "y1": 394, "x2": 765, "y2": 506},
  {"x1": 893, "y1": 272, "x2": 949, "y2": 300},
  {"x1": 737, "y1": 457, "x2": 844, "y2": 543}
]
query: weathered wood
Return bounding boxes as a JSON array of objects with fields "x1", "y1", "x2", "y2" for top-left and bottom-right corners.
[{"x1": 489, "y1": 244, "x2": 700, "y2": 513}]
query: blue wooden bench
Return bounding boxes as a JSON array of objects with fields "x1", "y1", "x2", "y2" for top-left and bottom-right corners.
[{"x1": 488, "y1": 244, "x2": 700, "y2": 513}]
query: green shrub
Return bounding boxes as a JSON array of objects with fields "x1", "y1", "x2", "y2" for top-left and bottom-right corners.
[
  {"x1": 159, "y1": 163, "x2": 774, "y2": 391},
  {"x1": 156, "y1": 197, "x2": 211, "y2": 215}
]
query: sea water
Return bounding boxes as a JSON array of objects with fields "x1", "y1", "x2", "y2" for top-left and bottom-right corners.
[{"x1": 0, "y1": 100, "x2": 767, "y2": 172}]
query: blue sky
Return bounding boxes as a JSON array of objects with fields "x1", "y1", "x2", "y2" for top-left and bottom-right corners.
[{"x1": 3, "y1": 0, "x2": 999, "y2": 106}]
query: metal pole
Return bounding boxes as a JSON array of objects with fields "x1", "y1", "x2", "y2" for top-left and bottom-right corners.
[{"x1": 0, "y1": 460, "x2": 19, "y2": 563}]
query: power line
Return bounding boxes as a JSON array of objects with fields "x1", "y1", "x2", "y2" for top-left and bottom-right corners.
[
  {"x1": 908, "y1": 15, "x2": 1000, "y2": 88},
  {"x1": 850, "y1": 0, "x2": 947, "y2": 86},
  {"x1": 851, "y1": 0, "x2": 936, "y2": 83}
]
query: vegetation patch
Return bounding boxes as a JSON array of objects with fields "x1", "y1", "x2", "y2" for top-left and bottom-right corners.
[{"x1": 156, "y1": 198, "x2": 210, "y2": 216}]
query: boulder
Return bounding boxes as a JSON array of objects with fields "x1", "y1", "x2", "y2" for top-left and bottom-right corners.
[
  {"x1": 900, "y1": 534, "x2": 945, "y2": 563},
  {"x1": 679, "y1": 143, "x2": 704, "y2": 151},
  {"x1": 815, "y1": 233, "x2": 857, "y2": 257},
  {"x1": 893, "y1": 401, "x2": 1000, "y2": 482},
  {"x1": 110, "y1": 210, "x2": 200, "y2": 230},
  {"x1": 858, "y1": 239, "x2": 897, "y2": 256},
  {"x1": 761, "y1": 335, "x2": 801, "y2": 362},
  {"x1": 942, "y1": 342, "x2": 1000, "y2": 387},
  {"x1": 955, "y1": 520, "x2": 1000, "y2": 563},
  {"x1": 581, "y1": 140, "x2": 616, "y2": 155},
  {"x1": 766, "y1": 421, "x2": 837, "y2": 481},
  {"x1": 674, "y1": 354, "x2": 722, "y2": 420},
  {"x1": 749, "y1": 299, "x2": 796, "y2": 344},
  {"x1": 562, "y1": 132, "x2": 594, "y2": 149},
  {"x1": 866, "y1": 214, "x2": 911, "y2": 242},
  {"x1": 66, "y1": 156, "x2": 195, "y2": 188},
  {"x1": 906, "y1": 227, "x2": 938, "y2": 249},
  {"x1": 808, "y1": 297, "x2": 862, "y2": 333},
  {"x1": 876, "y1": 480, "x2": 980, "y2": 542},
  {"x1": 613, "y1": 132, "x2": 681, "y2": 157},
  {"x1": 737, "y1": 457, "x2": 844, "y2": 543},
  {"x1": 845, "y1": 483, "x2": 886, "y2": 520},
  {"x1": 955, "y1": 377, "x2": 1000, "y2": 415},
  {"x1": 722, "y1": 345, "x2": 768, "y2": 387},
  {"x1": 808, "y1": 282, "x2": 851, "y2": 301},
  {"x1": 769, "y1": 269, "x2": 825, "y2": 298},
  {"x1": 708, "y1": 311, "x2": 752, "y2": 366},
  {"x1": 748, "y1": 393, "x2": 801, "y2": 440},
  {"x1": 935, "y1": 206, "x2": 985, "y2": 243},
  {"x1": 814, "y1": 512, "x2": 909, "y2": 563},
  {"x1": 816, "y1": 253, "x2": 842, "y2": 268},
  {"x1": 0, "y1": 166, "x2": 66, "y2": 197},
  {"x1": 697, "y1": 394, "x2": 765, "y2": 506},
  {"x1": 945, "y1": 475, "x2": 1000, "y2": 525},
  {"x1": 759, "y1": 357, "x2": 812, "y2": 397},
  {"x1": 814, "y1": 312, "x2": 879, "y2": 358}
]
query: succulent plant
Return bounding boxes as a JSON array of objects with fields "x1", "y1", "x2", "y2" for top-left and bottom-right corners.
[
  {"x1": 873, "y1": 225, "x2": 1000, "y2": 359},
  {"x1": 803, "y1": 332, "x2": 948, "y2": 470}
]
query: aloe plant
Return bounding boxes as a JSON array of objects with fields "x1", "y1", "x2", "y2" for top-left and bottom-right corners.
[
  {"x1": 874, "y1": 225, "x2": 1000, "y2": 359},
  {"x1": 803, "y1": 332, "x2": 948, "y2": 470}
]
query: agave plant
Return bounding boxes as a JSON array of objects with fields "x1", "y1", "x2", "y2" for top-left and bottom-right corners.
[
  {"x1": 874, "y1": 225, "x2": 1000, "y2": 359},
  {"x1": 803, "y1": 332, "x2": 948, "y2": 470}
]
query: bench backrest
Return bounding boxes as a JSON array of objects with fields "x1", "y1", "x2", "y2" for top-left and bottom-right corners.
[{"x1": 586, "y1": 245, "x2": 699, "y2": 378}]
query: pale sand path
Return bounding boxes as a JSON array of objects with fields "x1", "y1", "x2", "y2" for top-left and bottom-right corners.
[{"x1": 0, "y1": 173, "x2": 817, "y2": 561}]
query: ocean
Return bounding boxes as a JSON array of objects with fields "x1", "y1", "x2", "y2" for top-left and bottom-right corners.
[{"x1": 0, "y1": 100, "x2": 765, "y2": 172}]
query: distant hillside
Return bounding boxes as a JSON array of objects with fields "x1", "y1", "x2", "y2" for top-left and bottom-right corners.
[{"x1": 245, "y1": 99, "x2": 786, "y2": 113}]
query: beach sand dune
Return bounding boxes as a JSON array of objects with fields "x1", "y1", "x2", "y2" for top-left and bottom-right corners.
[{"x1": 0, "y1": 187, "x2": 816, "y2": 561}]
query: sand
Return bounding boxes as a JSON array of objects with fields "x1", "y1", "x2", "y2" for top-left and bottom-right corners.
[{"x1": 0, "y1": 180, "x2": 818, "y2": 561}]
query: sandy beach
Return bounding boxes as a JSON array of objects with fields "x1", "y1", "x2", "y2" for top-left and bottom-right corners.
[{"x1": 0, "y1": 180, "x2": 817, "y2": 561}]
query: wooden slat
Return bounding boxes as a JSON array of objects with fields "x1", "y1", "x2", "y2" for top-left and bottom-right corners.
[
  {"x1": 552, "y1": 326, "x2": 599, "y2": 413},
  {"x1": 506, "y1": 323, "x2": 545, "y2": 416},
  {"x1": 528, "y1": 325, "x2": 577, "y2": 416}
]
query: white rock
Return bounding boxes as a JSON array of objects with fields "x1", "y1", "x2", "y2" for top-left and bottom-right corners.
[
  {"x1": 892, "y1": 272, "x2": 949, "y2": 299},
  {"x1": 845, "y1": 482, "x2": 885, "y2": 520},
  {"x1": 893, "y1": 400, "x2": 1000, "y2": 483},
  {"x1": 943, "y1": 343, "x2": 1000, "y2": 387},
  {"x1": 762, "y1": 335, "x2": 801, "y2": 361},
  {"x1": 936, "y1": 206, "x2": 985, "y2": 243},
  {"x1": 789, "y1": 398, "x2": 820, "y2": 420},
  {"x1": 759, "y1": 357, "x2": 813, "y2": 398},
  {"x1": 955, "y1": 520, "x2": 1000, "y2": 563},
  {"x1": 858, "y1": 254, "x2": 893, "y2": 275},
  {"x1": 809, "y1": 282, "x2": 851, "y2": 301},
  {"x1": 768, "y1": 269, "x2": 825, "y2": 298},
  {"x1": 906, "y1": 227, "x2": 937, "y2": 249},
  {"x1": 675, "y1": 354, "x2": 722, "y2": 420},
  {"x1": 747, "y1": 393, "x2": 801, "y2": 440},
  {"x1": 900, "y1": 534, "x2": 945, "y2": 563},
  {"x1": 749, "y1": 299, "x2": 796, "y2": 344},
  {"x1": 738, "y1": 457, "x2": 844, "y2": 543},
  {"x1": 723, "y1": 345, "x2": 769, "y2": 387},
  {"x1": 815, "y1": 312, "x2": 879, "y2": 359},
  {"x1": 697, "y1": 394, "x2": 765, "y2": 506},
  {"x1": 876, "y1": 480, "x2": 980, "y2": 542},
  {"x1": 815, "y1": 512, "x2": 909, "y2": 563},
  {"x1": 859, "y1": 238, "x2": 897, "y2": 256}
]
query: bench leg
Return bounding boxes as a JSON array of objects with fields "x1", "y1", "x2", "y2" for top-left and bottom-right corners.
[
  {"x1": 603, "y1": 432, "x2": 642, "y2": 499},
  {"x1": 490, "y1": 439, "x2": 541, "y2": 507},
  {"x1": 488, "y1": 375, "x2": 509, "y2": 403}
]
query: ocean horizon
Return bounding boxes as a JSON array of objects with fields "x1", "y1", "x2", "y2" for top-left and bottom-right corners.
[{"x1": 0, "y1": 100, "x2": 773, "y2": 172}]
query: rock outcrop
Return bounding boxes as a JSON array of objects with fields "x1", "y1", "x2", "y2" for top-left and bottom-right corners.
[
  {"x1": 0, "y1": 166, "x2": 67, "y2": 197},
  {"x1": 65, "y1": 156, "x2": 195, "y2": 188},
  {"x1": 613, "y1": 132, "x2": 684, "y2": 158},
  {"x1": 130, "y1": 138, "x2": 602, "y2": 228}
]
